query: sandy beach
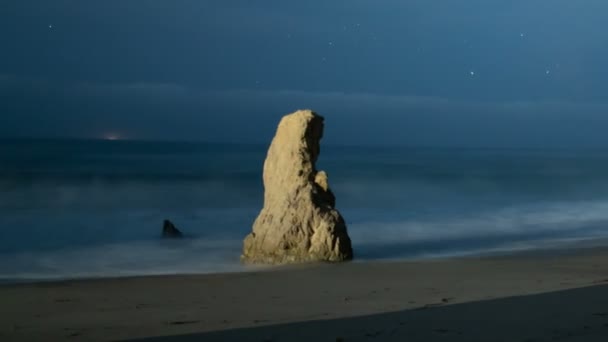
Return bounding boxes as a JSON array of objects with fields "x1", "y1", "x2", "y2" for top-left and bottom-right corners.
[{"x1": 1, "y1": 247, "x2": 608, "y2": 341}]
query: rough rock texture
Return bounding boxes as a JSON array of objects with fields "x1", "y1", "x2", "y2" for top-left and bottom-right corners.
[
  {"x1": 162, "y1": 220, "x2": 183, "y2": 238},
  {"x1": 242, "y1": 110, "x2": 353, "y2": 264}
]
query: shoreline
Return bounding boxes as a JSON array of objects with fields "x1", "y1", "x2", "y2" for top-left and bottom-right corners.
[
  {"x1": 2, "y1": 243, "x2": 608, "y2": 341},
  {"x1": 3, "y1": 235, "x2": 608, "y2": 286}
]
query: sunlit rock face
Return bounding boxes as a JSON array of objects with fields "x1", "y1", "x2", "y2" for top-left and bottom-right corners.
[{"x1": 242, "y1": 110, "x2": 353, "y2": 264}]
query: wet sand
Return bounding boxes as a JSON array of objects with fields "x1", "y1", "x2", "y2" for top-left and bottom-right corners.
[{"x1": 2, "y1": 247, "x2": 608, "y2": 341}]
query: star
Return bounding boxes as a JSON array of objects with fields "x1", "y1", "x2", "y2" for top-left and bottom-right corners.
[
  {"x1": 470, "y1": 71, "x2": 475, "y2": 76},
  {"x1": 520, "y1": 33, "x2": 525, "y2": 37},
  {"x1": 48, "y1": 24, "x2": 53, "y2": 29},
  {"x1": 545, "y1": 70, "x2": 551, "y2": 75}
]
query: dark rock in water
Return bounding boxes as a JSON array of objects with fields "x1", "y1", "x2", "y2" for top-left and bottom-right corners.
[{"x1": 162, "y1": 220, "x2": 183, "y2": 238}]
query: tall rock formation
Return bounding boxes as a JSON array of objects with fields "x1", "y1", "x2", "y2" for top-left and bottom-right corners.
[{"x1": 242, "y1": 110, "x2": 353, "y2": 264}]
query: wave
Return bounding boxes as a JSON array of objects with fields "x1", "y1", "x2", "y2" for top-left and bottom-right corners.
[
  {"x1": 349, "y1": 199, "x2": 608, "y2": 259},
  {"x1": 4, "y1": 199, "x2": 608, "y2": 281},
  {"x1": 0, "y1": 238, "x2": 270, "y2": 282}
]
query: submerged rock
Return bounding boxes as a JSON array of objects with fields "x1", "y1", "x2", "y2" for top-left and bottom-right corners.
[
  {"x1": 242, "y1": 110, "x2": 353, "y2": 264},
  {"x1": 162, "y1": 220, "x2": 183, "y2": 238}
]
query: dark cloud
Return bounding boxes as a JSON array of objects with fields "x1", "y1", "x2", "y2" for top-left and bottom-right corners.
[{"x1": 2, "y1": 75, "x2": 608, "y2": 148}]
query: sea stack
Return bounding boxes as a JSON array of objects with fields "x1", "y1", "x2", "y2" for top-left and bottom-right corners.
[{"x1": 242, "y1": 110, "x2": 353, "y2": 264}]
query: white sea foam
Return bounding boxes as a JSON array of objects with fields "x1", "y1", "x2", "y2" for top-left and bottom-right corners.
[
  {"x1": 0, "y1": 238, "x2": 268, "y2": 282},
  {"x1": 348, "y1": 199, "x2": 608, "y2": 259}
]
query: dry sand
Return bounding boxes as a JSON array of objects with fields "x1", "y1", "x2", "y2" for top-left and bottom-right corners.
[{"x1": 2, "y1": 247, "x2": 608, "y2": 341}]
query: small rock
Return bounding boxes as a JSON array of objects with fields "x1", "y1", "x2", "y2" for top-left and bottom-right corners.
[{"x1": 162, "y1": 220, "x2": 183, "y2": 238}]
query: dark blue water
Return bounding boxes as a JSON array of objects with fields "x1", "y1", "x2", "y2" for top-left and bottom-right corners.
[{"x1": 3, "y1": 139, "x2": 608, "y2": 280}]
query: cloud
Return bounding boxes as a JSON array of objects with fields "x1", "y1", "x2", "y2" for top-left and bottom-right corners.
[
  {"x1": 60, "y1": 79, "x2": 608, "y2": 117},
  {"x1": 3, "y1": 75, "x2": 608, "y2": 147}
]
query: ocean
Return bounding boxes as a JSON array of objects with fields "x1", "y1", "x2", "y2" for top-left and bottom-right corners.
[{"x1": 2, "y1": 139, "x2": 608, "y2": 281}]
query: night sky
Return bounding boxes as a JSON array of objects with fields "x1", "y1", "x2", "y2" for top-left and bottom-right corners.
[{"x1": 1, "y1": 1, "x2": 607, "y2": 147}]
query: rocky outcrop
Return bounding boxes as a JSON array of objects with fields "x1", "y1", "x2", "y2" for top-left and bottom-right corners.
[
  {"x1": 242, "y1": 110, "x2": 353, "y2": 264},
  {"x1": 162, "y1": 220, "x2": 183, "y2": 238}
]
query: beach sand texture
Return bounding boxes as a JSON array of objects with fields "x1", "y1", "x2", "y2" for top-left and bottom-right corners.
[{"x1": 2, "y1": 248, "x2": 608, "y2": 341}]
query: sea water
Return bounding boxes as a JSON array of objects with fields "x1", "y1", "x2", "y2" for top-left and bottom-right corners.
[{"x1": 2, "y1": 139, "x2": 608, "y2": 281}]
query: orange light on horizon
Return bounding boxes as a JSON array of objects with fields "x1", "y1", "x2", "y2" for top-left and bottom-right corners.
[{"x1": 104, "y1": 133, "x2": 121, "y2": 141}]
